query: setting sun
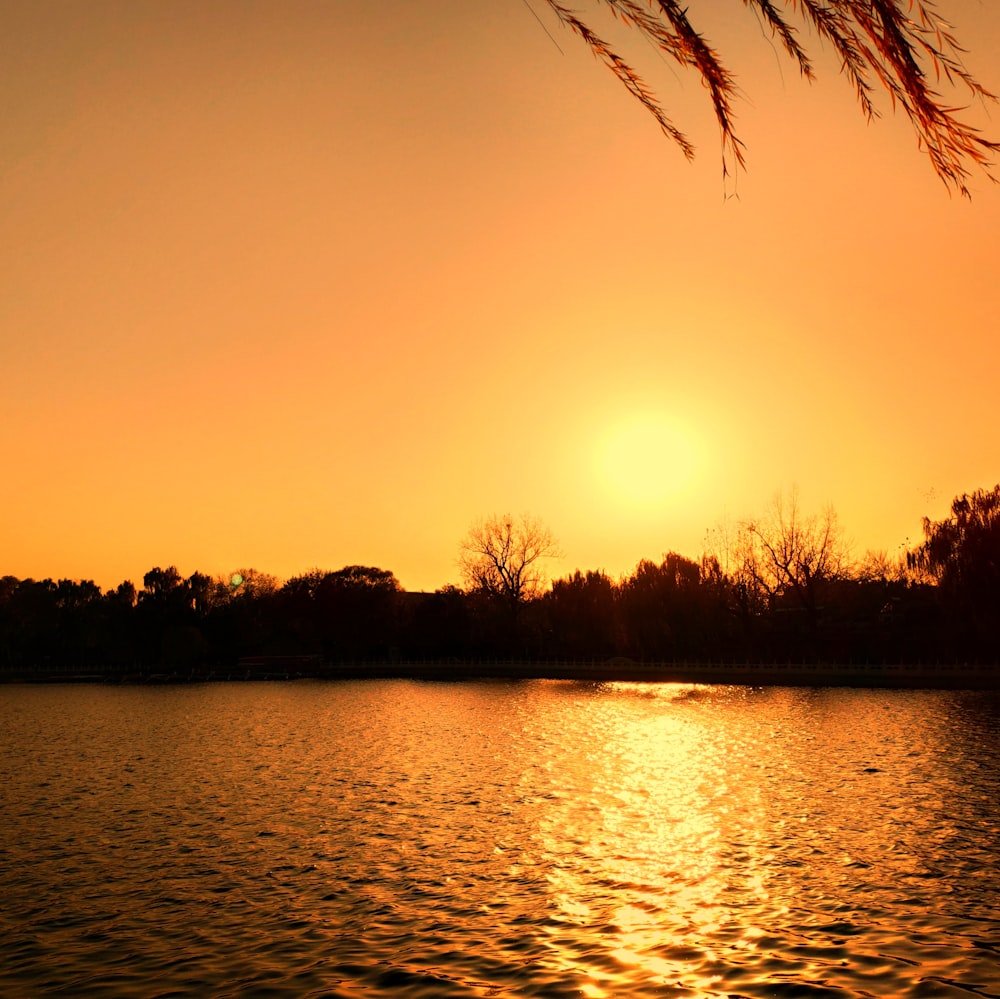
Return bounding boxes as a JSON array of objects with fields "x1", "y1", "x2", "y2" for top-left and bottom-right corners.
[
  {"x1": 1, "y1": 2, "x2": 998, "y2": 593},
  {"x1": 2, "y1": 2, "x2": 999, "y2": 996},
  {"x1": 596, "y1": 414, "x2": 704, "y2": 511}
]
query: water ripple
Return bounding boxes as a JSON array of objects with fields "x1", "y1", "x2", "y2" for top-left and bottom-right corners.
[{"x1": 1, "y1": 681, "x2": 998, "y2": 997}]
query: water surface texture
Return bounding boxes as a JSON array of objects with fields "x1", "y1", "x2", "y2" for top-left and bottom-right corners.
[{"x1": 1, "y1": 680, "x2": 999, "y2": 997}]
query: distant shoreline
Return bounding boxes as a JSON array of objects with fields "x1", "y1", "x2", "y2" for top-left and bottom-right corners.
[{"x1": 2, "y1": 659, "x2": 998, "y2": 690}]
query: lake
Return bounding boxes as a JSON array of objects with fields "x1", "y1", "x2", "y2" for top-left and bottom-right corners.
[{"x1": 1, "y1": 680, "x2": 998, "y2": 997}]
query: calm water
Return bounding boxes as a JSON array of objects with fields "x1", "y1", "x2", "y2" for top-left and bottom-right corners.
[{"x1": 1, "y1": 680, "x2": 999, "y2": 998}]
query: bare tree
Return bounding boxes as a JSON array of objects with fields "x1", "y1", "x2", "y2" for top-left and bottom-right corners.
[
  {"x1": 539, "y1": 0, "x2": 998, "y2": 194},
  {"x1": 742, "y1": 488, "x2": 852, "y2": 626},
  {"x1": 705, "y1": 515, "x2": 771, "y2": 623},
  {"x1": 855, "y1": 548, "x2": 909, "y2": 585},
  {"x1": 458, "y1": 513, "x2": 561, "y2": 610}
]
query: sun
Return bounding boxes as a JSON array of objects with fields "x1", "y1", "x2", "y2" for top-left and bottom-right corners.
[{"x1": 596, "y1": 414, "x2": 703, "y2": 511}]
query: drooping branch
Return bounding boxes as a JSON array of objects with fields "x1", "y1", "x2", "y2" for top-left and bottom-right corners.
[
  {"x1": 539, "y1": 0, "x2": 998, "y2": 194},
  {"x1": 544, "y1": 0, "x2": 697, "y2": 158}
]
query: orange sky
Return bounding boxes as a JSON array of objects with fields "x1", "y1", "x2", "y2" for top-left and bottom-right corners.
[{"x1": 3, "y1": 1, "x2": 999, "y2": 592}]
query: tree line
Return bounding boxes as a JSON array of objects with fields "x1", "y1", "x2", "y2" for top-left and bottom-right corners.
[{"x1": 1, "y1": 485, "x2": 998, "y2": 674}]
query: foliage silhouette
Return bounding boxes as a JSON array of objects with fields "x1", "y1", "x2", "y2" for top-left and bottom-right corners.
[
  {"x1": 279, "y1": 566, "x2": 402, "y2": 661},
  {"x1": 540, "y1": 0, "x2": 998, "y2": 193},
  {"x1": 911, "y1": 485, "x2": 1000, "y2": 654},
  {"x1": 544, "y1": 570, "x2": 619, "y2": 659}
]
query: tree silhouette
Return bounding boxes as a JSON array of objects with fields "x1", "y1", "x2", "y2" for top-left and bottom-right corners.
[
  {"x1": 707, "y1": 490, "x2": 852, "y2": 647},
  {"x1": 140, "y1": 566, "x2": 184, "y2": 602},
  {"x1": 617, "y1": 553, "x2": 718, "y2": 659},
  {"x1": 540, "y1": 0, "x2": 997, "y2": 193},
  {"x1": 744, "y1": 490, "x2": 851, "y2": 626},
  {"x1": 459, "y1": 514, "x2": 560, "y2": 612},
  {"x1": 279, "y1": 566, "x2": 401, "y2": 661},
  {"x1": 545, "y1": 569, "x2": 619, "y2": 658},
  {"x1": 912, "y1": 484, "x2": 1000, "y2": 654}
]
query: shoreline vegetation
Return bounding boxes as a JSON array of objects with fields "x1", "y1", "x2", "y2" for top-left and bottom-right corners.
[
  {"x1": 3, "y1": 486, "x2": 998, "y2": 686},
  {"x1": 3, "y1": 657, "x2": 998, "y2": 691}
]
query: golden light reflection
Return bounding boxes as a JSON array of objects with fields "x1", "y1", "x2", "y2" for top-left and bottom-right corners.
[{"x1": 522, "y1": 683, "x2": 774, "y2": 993}]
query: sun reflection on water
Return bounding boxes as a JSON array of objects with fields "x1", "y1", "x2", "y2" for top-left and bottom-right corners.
[{"x1": 515, "y1": 682, "x2": 837, "y2": 995}]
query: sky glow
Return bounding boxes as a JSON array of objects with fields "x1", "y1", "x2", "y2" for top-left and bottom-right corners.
[
  {"x1": 596, "y1": 414, "x2": 704, "y2": 512},
  {"x1": 2, "y1": 1, "x2": 999, "y2": 591}
]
